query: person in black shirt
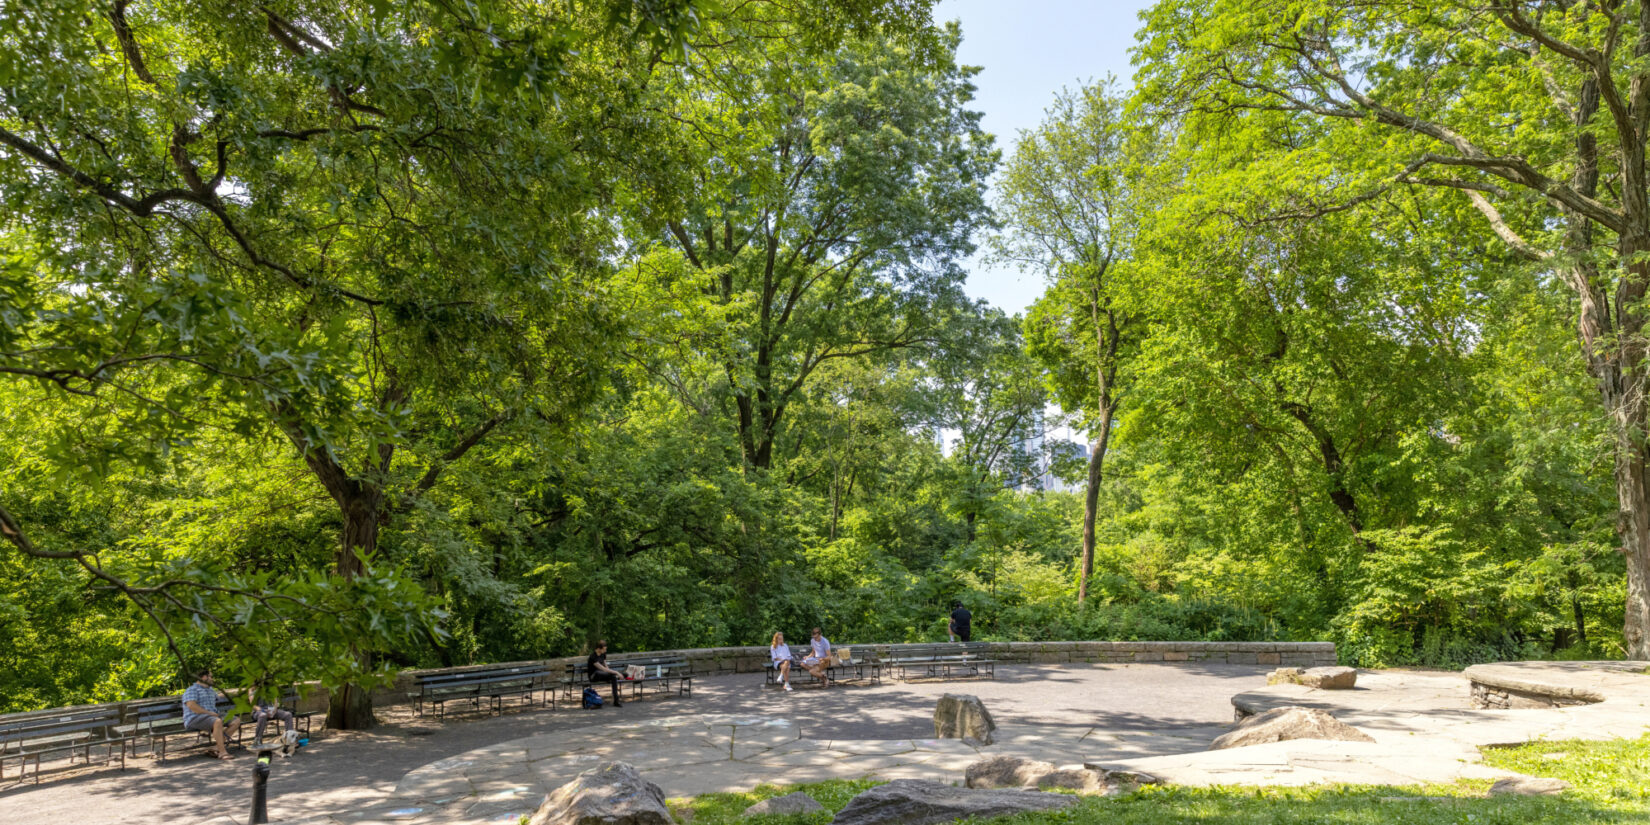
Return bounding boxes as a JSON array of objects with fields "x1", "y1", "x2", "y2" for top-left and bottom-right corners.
[
  {"x1": 948, "y1": 601, "x2": 972, "y2": 643},
  {"x1": 587, "y1": 640, "x2": 623, "y2": 707}
]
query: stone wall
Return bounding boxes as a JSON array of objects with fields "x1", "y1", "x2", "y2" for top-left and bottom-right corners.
[
  {"x1": 984, "y1": 641, "x2": 1337, "y2": 667},
  {"x1": 358, "y1": 641, "x2": 1337, "y2": 709}
]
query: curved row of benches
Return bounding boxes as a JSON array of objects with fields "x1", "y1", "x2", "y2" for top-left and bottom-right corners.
[
  {"x1": 0, "y1": 690, "x2": 314, "y2": 784},
  {"x1": 406, "y1": 643, "x2": 997, "y2": 718}
]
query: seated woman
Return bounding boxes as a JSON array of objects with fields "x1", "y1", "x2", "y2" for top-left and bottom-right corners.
[{"x1": 770, "y1": 632, "x2": 795, "y2": 692}]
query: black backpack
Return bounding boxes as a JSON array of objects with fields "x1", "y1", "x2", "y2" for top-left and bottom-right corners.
[{"x1": 582, "y1": 686, "x2": 604, "y2": 709}]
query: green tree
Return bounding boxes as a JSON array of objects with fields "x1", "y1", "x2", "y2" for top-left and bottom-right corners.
[
  {"x1": 647, "y1": 23, "x2": 996, "y2": 472},
  {"x1": 1136, "y1": 0, "x2": 1650, "y2": 658},
  {"x1": 995, "y1": 80, "x2": 1154, "y2": 603}
]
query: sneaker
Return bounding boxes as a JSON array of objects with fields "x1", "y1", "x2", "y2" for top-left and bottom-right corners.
[
  {"x1": 783, "y1": 683, "x2": 792, "y2": 692},
  {"x1": 613, "y1": 700, "x2": 623, "y2": 707}
]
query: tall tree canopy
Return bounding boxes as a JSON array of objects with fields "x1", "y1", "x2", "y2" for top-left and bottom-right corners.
[{"x1": 1136, "y1": 0, "x2": 1650, "y2": 658}]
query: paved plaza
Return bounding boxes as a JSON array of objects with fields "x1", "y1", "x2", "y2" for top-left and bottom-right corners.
[{"x1": 2, "y1": 661, "x2": 1646, "y2": 825}]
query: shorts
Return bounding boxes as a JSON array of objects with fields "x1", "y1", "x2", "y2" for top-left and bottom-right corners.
[{"x1": 183, "y1": 715, "x2": 222, "y2": 732}]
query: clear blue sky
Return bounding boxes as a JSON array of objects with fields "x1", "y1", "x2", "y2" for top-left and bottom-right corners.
[{"x1": 932, "y1": 0, "x2": 1157, "y2": 315}]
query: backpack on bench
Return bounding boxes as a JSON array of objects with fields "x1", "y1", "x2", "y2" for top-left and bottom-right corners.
[{"x1": 582, "y1": 686, "x2": 604, "y2": 709}]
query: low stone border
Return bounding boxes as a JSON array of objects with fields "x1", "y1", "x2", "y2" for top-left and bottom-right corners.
[{"x1": 1461, "y1": 662, "x2": 1642, "y2": 709}]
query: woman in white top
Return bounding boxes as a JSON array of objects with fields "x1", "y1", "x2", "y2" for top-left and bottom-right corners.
[{"x1": 771, "y1": 631, "x2": 794, "y2": 691}]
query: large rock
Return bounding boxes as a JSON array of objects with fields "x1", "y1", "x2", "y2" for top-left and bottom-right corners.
[
  {"x1": 1210, "y1": 706, "x2": 1375, "y2": 750},
  {"x1": 1083, "y1": 766, "x2": 1162, "y2": 786},
  {"x1": 1298, "y1": 666, "x2": 1358, "y2": 689},
  {"x1": 1034, "y1": 768, "x2": 1107, "y2": 794},
  {"x1": 743, "y1": 792, "x2": 826, "y2": 817},
  {"x1": 831, "y1": 779, "x2": 1075, "y2": 825},
  {"x1": 531, "y1": 762, "x2": 673, "y2": 825},
  {"x1": 1488, "y1": 776, "x2": 1572, "y2": 796},
  {"x1": 965, "y1": 756, "x2": 1056, "y2": 789},
  {"x1": 1266, "y1": 667, "x2": 1305, "y2": 686},
  {"x1": 934, "y1": 694, "x2": 996, "y2": 745}
]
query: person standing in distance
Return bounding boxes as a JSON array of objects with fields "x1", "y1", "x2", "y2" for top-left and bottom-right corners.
[{"x1": 948, "y1": 601, "x2": 972, "y2": 643}]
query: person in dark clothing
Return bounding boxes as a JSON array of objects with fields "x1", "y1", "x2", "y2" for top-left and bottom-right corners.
[
  {"x1": 587, "y1": 640, "x2": 623, "y2": 707},
  {"x1": 949, "y1": 601, "x2": 972, "y2": 642}
]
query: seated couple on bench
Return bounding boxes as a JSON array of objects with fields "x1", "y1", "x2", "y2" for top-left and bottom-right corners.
[{"x1": 770, "y1": 628, "x2": 835, "y2": 691}]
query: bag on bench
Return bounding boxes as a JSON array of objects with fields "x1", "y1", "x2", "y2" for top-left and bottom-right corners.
[
  {"x1": 625, "y1": 665, "x2": 646, "y2": 681},
  {"x1": 582, "y1": 687, "x2": 604, "y2": 709}
]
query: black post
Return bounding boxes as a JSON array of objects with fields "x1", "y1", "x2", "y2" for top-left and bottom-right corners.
[{"x1": 250, "y1": 751, "x2": 272, "y2": 824}]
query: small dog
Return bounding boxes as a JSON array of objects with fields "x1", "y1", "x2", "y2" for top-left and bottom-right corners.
[{"x1": 280, "y1": 729, "x2": 300, "y2": 757}]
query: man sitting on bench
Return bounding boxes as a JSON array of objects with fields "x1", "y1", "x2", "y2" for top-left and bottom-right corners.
[
  {"x1": 182, "y1": 668, "x2": 241, "y2": 760},
  {"x1": 802, "y1": 627, "x2": 833, "y2": 687},
  {"x1": 587, "y1": 640, "x2": 623, "y2": 707}
]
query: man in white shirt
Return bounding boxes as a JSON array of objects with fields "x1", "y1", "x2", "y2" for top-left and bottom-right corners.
[{"x1": 802, "y1": 627, "x2": 833, "y2": 688}]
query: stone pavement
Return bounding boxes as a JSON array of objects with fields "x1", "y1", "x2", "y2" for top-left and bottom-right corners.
[
  {"x1": 243, "y1": 714, "x2": 1230, "y2": 825},
  {"x1": 1103, "y1": 662, "x2": 1650, "y2": 787},
  {"x1": 3, "y1": 663, "x2": 1260, "y2": 825},
  {"x1": 15, "y1": 661, "x2": 1650, "y2": 825},
  {"x1": 212, "y1": 662, "x2": 1650, "y2": 824}
]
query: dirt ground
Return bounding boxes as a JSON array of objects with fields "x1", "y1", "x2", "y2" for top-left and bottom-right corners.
[{"x1": 0, "y1": 662, "x2": 1268, "y2": 825}]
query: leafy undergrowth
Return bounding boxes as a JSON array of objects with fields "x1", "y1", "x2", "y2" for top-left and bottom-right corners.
[{"x1": 673, "y1": 735, "x2": 1650, "y2": 825}]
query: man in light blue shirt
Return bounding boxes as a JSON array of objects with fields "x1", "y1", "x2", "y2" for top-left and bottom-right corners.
[
  {"x1": 181, "y1": 668, "x2": 241, "y2": 760},
  {"x1": 802, "y1": 627, "x2": 833, "y2": 688}
]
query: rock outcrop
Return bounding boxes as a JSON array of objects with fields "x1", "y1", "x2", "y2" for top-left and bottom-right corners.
[
  {"x1": 1298, "y1": 667, "x2": 1358, "y2": 690},
  {"x1": 531, "y1": 762, "x2": 673, "y2": 825},
  {"x1": 934, "y1": 693, "x2": 996, "y2": 745},
  {"x1": 1210, "y1": 706, "x2": 1374, "y2": 750},
  {"x1": 831, "y1": 779, "x2": 1074, "y2": 825},
  {"x1": 1266, "y1": 667, "x2": 1305, "y2": 686},
  {"x1": 1488, "y1": 776, "x2": 1572, "y2": 796},
  {"x1": 965, "y1": 756, "x2": 1057, "y2": 789},
  {"x1": 743, "y1": 792, "x2": 827, "y2": 816}
]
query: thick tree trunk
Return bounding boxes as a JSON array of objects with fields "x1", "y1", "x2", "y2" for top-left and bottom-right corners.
[
  {"x1": 325, "y1": 487, "x2": 384, "y2": 730},
  {"x1": 1605, "y1": 371, "x2": 1650, "y2": 659},
  {"x1": 1077, "y1": 402, "x2": 1114, "y2": 605},
  {"x1": 293, "y1": 434, "x2": 389, "y2": 731}
]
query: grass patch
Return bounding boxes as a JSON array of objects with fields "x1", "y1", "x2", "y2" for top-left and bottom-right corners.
[{"x1": 676, "y1": 735, "x2": 1650, "y2": 825}]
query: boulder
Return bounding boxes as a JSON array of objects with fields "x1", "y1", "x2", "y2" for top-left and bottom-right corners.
[
  {"x1": 743, "y1": 792, "x2": 826, "y2": 817},
  {"x1": 831, "y1": 779, "x2": 1075, "y2": 825},
  {"x1": 531, "y1": 762, "x2": 673, "y2": 825},
  {"x1": 1082, "y1": 765, "x2": 1162, "y2": 786},
  {"x1": 1034, "y1": 768, "x2": 1107, "y2": 794},
  {"x1": 934, "y1": 693, "x2": 996, "y2": 745},
  {"x1": 1210, "y1": 706, "x2": 1375, "y2": 750},
  {"x1": 1298, "y1": 666, "x2": 1358, "y2": 690},
  {"x1": 964, "y1": 756, "x2": 1056, "y2": 790},
  {"x1": 1266, "y1": 667, "x2": 1305, "y2": 686},
  {"x1": 1488, "y1": 776, "x2": 1572, "y2": 796}
]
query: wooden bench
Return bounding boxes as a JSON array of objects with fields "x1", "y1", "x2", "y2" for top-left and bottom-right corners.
[
  {"x1": 121, "y1": 694, "x2": 247, "y2": 761},
  {"x1": 407, "y1": 664, "x2": 555, "y2": 720},
  {"x1": 875, "y1": 642, "x2": 996, "y2": 680},
  {"x1": 0, "y1": 706, "x2": 128, "y2": 783},
  {"x1": 763, "y1": 652, "x2": 882, "y2": 688},
  {"x1": 564, "y1": 656, "x2": 693, "y2": 702}
]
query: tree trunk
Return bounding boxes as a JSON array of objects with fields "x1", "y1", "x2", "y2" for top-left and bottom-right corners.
[
  {"x1": 294, "y1": 434, "x2": 388, "y2": 731},
  {"x1": 324, "y1": 487, "x2": 384, "y2": 730},
  {"x1": 1606, "y1": 381, "x2": 1650, "y2": 659},
  {"x1": 1077, "y1": 401, "x2": 1115, "y2": 604}
]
